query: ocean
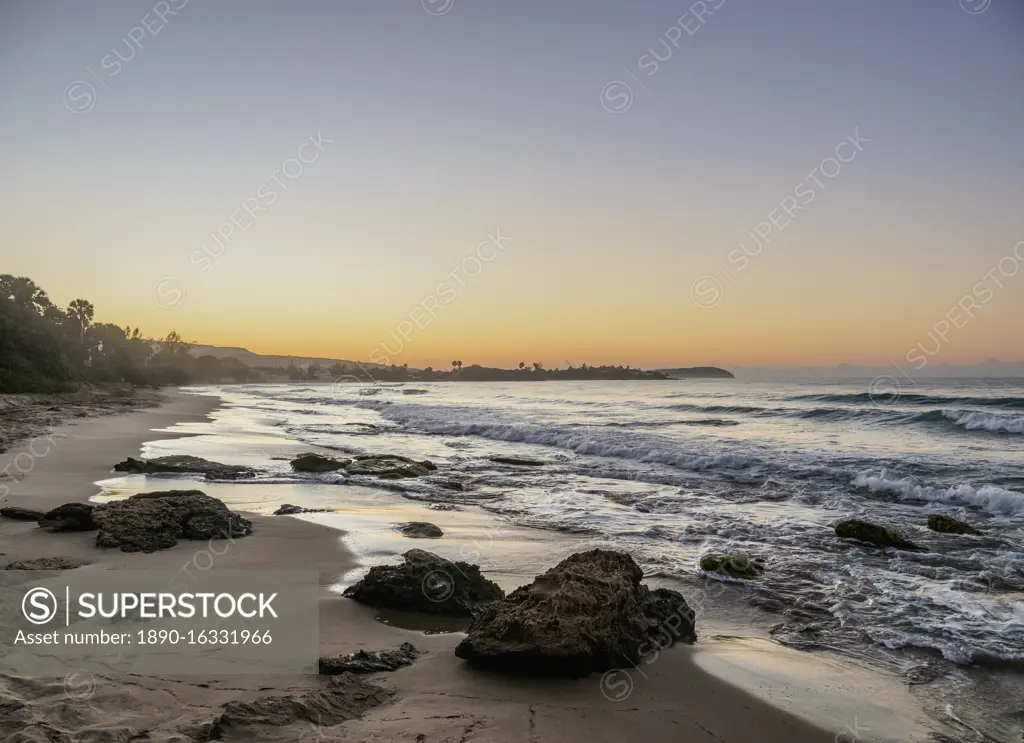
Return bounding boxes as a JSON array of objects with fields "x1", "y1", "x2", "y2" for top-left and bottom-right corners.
[{"x1": 102, "y1": 377, "x2": 1023, "y2": 724}]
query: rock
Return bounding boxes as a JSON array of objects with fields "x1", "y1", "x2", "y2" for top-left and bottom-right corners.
[
  {"x1": 426, "y1": 503, "x2": 461, "y2": 511},
  {"x1": 93, "y1": 489, "x2": 253, "y2": 553},
  {"x1": 114, "y1": 455, "x2": 256, "y2": 481},
  {"x1": 38, "y1": 503, "x2": 98, "y2": 532},
  {"x1": 273, "y1": 503, "x2": 330, "y2": 515},
  {"x1": 6, "y1": 557, "x2": 90, "y2": 570},
  {"x1": 835, "y1": 519, "x2": 920, "y2": 550},
  {"x1": 488, "y1": 456, "x2": 546, "y2": 466},
  {"x1": 207, "y1": 673, "x2": 391, "y2": 733},
  {"x1": 394, "y1": 522, "x2": 444, "y2": 538},
  {"x1": 0, "y1": 507, "x2": 45, "y2": 521},
  {"x1": 346, "y1": 455, "x2": 435, "y2": 479},
  {"x1": 454, "y1": 549, "x2": 696, "y2": 676},
  {"x1": 318, "y1": 642, "x2": 421, "y2": 675},
  {"x1": 402, "y1": 389, "x2": 429, "y2": 395},
  {"x1": 343, "y1": 549, "x2": 503, "y2": 615},
  {"x1": 700, "y1": 553, "x2": 765, "y2": 579},
  {"x1": 927, "y1": 514, "x2": 983, "y2": 536},
  {"x1": 290, "y1": 453, "x2": 351, "y2": 473}
]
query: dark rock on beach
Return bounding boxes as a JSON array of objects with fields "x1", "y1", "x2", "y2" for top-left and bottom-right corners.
[
  {"x1": 927, "y1": 514, "x2": 983, "y2": 536},
  {"x1": 92, "y1": 489, "x2": 252, "y2": 553},
  {"x1": 203, "y1": 672, "x2": 391, "y2": 734},
  {"x1": 343, "y1": 549, "x2": 504, "y2": 616},
  {"x1": 114, "y1": 455, "x2": 257, "y2": 481},
  {"x1": 290, "y1": 453, "x2": 352, "y2": 473},
  {"x1": 38, "y1": 503, "x2": 98, "y2": 532},
  {"x1": 0, "y1": 507, "x2": 45, "y2": 521},
  {"x1": 394, "y1": 521, "x2": 444, "y2": 538},
  {"x1": 273, "y1": 503, "x2": 330, "y2": 515},
  {"x1": 346, "y1": 455, "x2": 435, "y2": 479},
  {"x1": 488, "y1": 456, "x2": 546, "y2": 466},
  {"x1": 835, "y1": 519, "x2": 921, "y2": 550},
  {"x1": 318, "y1": 642, "x2": 421, "y2": 675},
  {"x1": 454, "y1": 549, "x2": 696, "y2": 677},
  {"x1": 6, "y1": 556, "x2": 90, "y2": 570},
  {"x1": 700, "y1": 553, "x2": 765, "y2": 579}
]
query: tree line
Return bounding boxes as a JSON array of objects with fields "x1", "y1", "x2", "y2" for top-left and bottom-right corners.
[
  {"x1": 0, "y1": 275, "x2": 257, "y2": 392},
  {"x1": 1, "y1": 274, "x2": 670, "y2": 393}
]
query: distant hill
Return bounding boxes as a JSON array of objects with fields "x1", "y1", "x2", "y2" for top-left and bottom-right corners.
[
  {"x1": 186, "y1": 345, "x2": 385, "y2": 370},
  {"x1": 657, "y1": 367, "x2": 734, "y2": 379}
]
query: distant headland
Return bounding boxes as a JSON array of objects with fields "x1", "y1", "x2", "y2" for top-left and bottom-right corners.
[{"x1": 656, "y1": 367, "x2": 735, "y2": 379}]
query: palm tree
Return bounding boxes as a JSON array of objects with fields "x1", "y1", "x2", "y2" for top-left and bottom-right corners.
[
  {"x1": 518, "y1": 361, "x2": 525, "y2": 369},
  {"x1": 67, "y1": 298, "x2": 95, "y2": 332}
]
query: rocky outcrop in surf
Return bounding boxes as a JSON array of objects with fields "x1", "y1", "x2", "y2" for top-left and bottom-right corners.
[
  {"x1": 454, "y1": 549, "x2": 696, "y2": 677},
  {"x1": 346, "y1": 454, "x2": 436, "y2": 478},
  {"x1": 927, "y1": 514, "x2": 983, "y2": 536},
  {"x1": 700, "y1": 553, "x2": 765, "y2": 579},
  {"x1": 114, "y1": 455, "x2": 257, "y2": 481},
  {"x1": 835, "y1": 519, "x2": 921, "y2": 550},
  {"x1": 290, "y1": 453, "x2": 351, "y2": 472}
]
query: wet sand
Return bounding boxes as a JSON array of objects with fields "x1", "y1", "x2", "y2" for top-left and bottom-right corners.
[{"x1": 0, "y1": 388, "x2": 941, "y2": 741}]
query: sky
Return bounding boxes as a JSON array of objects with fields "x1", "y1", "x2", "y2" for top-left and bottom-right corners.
[{"x1": 1, "y1": 0, "x2": 1022, "y2": 371}]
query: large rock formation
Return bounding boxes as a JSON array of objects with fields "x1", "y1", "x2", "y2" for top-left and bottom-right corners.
[
  {"x1": 114, "y1": 455, "x2": 257, "y2": 481},
  {"x1": 290, "y1": 453, "x2": 351, "y2": 473},
  {"x1": 343, "y1": 549, "x2": 503, "y2": 615},
  {"x1": 36, "y1": 491, "x2": 253, "y2": 553},
  {"x1": 346, "y1": 455, "x2": 436, "y2": 479},
  {"x1": 454, "y1": 549, "x2": 696, "y2": 677},
  {"x1": 835, "y1": 519, "x2": 920, "y2": 550},
  {"x1": 927, "y1": 514, "x2": 983, "y2": 536},
  {"x1": 92, "y1": 489, "x2": 252, "y2": 552}
]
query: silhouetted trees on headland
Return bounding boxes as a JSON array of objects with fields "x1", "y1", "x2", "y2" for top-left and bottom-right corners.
[
  {"x1": 1, "y1": 274, "x2": 674, "y2": 393},
  {"x1": 0, "y1": 275, "x2": 257, "y2": 392}
]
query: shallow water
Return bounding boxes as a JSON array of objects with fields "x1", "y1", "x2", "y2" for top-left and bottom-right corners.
[{"x1": 97, "y1": 378, "x2": 1024, "y2": 738}]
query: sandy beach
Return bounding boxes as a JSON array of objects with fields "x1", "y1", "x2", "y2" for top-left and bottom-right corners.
[{"x1": 0, "y1": 389, "x2": 948, "y2": 742}]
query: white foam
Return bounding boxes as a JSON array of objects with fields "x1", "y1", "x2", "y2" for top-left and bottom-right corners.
[
  {"x1": 366, "y1": 402, "x2": 760, "y2": 472},
  {"x1": 943, "y1": 409, "x2": 1024, "y2": 434},
  {"x1": 853, "y1": 471, "x2": 1024, "y2": 517}
]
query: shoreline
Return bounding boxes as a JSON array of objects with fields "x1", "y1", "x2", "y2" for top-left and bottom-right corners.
[{"x1": 0, "y1": 387, "x2": 941, "y2": 742}]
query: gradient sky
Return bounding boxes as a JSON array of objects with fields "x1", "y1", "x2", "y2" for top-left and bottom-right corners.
[{"x1": 1, "y1": 0, "x2": 1022, "y2": 369}]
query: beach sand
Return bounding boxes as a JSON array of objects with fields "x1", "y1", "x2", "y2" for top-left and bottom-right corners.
[{"x1": 0, "y1": 389, "x2": 939, "y2": 742}]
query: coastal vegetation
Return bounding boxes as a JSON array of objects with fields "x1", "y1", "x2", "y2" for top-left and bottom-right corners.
[
  {"x1": 0, "y1": 275, "x2": 257, "y2": 392},
  {"x1": 1, "y1": 274, "x2": 728, "y2": 392}
]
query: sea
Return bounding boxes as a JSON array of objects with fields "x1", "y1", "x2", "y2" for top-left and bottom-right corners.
[{"x1": 101, "y1": 377, "x2": 1024, "y2": 738}]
